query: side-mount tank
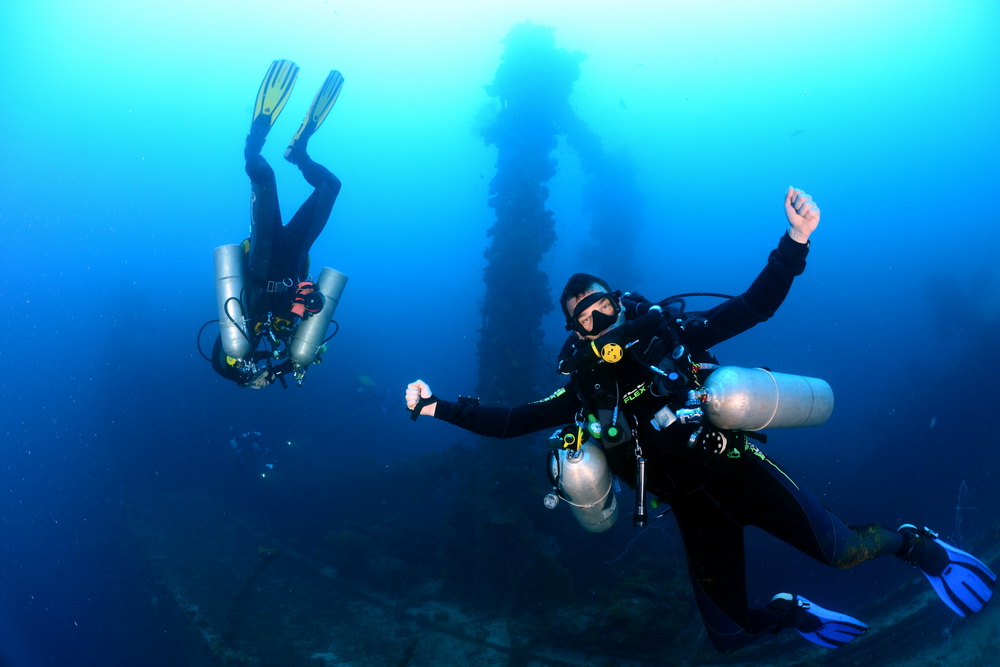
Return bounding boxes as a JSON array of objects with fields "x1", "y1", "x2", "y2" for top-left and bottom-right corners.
[
  {"x1": 551, "y1": 442, "x2": 619, "y2": 533},
  {"x1": 214, "y1": 244, "x2": 252, "y2": 360},
  {"x1": 289, "y1": 267, "x2": 348, "y2": 367},
  {"x1": 701, "y1": 366, "x2": 834, "y2": 431}
]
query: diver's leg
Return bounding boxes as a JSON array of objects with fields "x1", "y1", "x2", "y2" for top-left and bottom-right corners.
[
  {"x1": 678, "y1": 447, "x2": 883, "y2": 652},
  {"x1": 280, "y1": 155, "x2": 341, "y2": 278},
  {"x1": 244, "y1": 150, "x2": 283, "y2": 284},
  {"x1": 729, "y1": 448, "x2": 904, "y2": 568},
  {"x1": 672, "y1": 497, "x2": 784, "y2": 653}
]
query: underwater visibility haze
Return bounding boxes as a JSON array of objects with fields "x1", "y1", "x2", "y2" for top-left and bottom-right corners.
[{"x1": 2, "y1": 0, "x2": 999, "y2": 664}]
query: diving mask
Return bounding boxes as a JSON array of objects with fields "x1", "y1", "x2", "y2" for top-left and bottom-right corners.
[{"x1": 567, "y1": 291, "x2": 622, "y2": 337}]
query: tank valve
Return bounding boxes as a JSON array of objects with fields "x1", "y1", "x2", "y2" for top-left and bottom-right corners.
[
  {"x1": 650, "y1": 405, "x2": 677, "y2": 431},
  {"x1": 676, "y1": 408, "x2": 703, "y2": 424}
]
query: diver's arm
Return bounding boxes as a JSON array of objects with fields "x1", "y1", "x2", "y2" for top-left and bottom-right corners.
[
  {"x1": 685, "y1": 233, "x2": 809, "y2": 349},
  {"x1": 243, "y1": 359, "x2": 294, "y2": 389},
  {"x1": 211, "y1": 335, "x2": 261, "y2": 387},
  {"x1": 211, "y1": 335, "x2": 239, "y2": 382},
  {"x1": 406, "y1": 380, "x2": 577, "y2": 439},
  {"x1": 684, "y1": 188, "x2": 819, "y2": 349}
]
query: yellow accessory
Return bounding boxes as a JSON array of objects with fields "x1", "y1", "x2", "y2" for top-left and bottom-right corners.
[
  {"x1": 600, "y1": 342, "x2": 624, "y2": 363},
  {"x1": 561, "y1": 424, "x2": 585, "y2": 451},
  {"x1": 255, "y1": 316, "x2": 293, "y2": 334},
  {"x1": 226, "y1": 355, "x2": 238, "y2": 366}
]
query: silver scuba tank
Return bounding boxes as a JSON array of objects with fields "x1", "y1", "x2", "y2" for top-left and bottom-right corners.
[
  {"x1": 289, "y1": 267, "x2": 348, "y2": 367},
  {"x1": 214, "y1": 244, "x2": 252, "y2": 361},
  {"x1": 548, "y1": 443, "x2": 619, "y2": 533},
  {"x1": 700, "y1": 366, "x2": 834, "y2": 430}
]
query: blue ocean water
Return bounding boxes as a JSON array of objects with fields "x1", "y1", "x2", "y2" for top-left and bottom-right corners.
[{"x1": 2, "y1": 1, "x2": 998, "y2": 664}]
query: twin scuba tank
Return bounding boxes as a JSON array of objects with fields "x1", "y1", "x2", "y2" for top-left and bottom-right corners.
[
  {"x1": 213, "y1": 244, "x2": 348, "y2": 375},
  {"x1": 545, "y1": 364, "x2": 835, "y2": 533}
]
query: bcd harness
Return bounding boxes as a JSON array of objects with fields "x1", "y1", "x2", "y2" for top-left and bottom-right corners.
[{"x1": 554, "y1": 292, "x2": 755, "y2": 526}]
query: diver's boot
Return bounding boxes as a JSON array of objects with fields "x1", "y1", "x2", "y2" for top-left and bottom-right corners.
[
  {"x1": 245, "y1": 115, "x2": 270, "y2": 158},
  {"x1": 767, "y1": 593, "x2": 869, "y2": 648},
  {"x1": 284, "y1": 139, "x2": 309, "y2": 166},
  {"x1": 898, "y1": 524, "x2": 997, "y2": 617}
]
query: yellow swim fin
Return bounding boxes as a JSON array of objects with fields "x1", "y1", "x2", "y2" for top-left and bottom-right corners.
[
  {"x1": 285, "y1": 70, "x2": 344, "y2": 161},
  {"x1": 249, "y1": 59, "x2": 300, "y2": 148}
]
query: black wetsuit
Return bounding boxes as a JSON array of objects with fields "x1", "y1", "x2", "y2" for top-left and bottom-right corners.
[
  {"x1": 432, "y1": 233, "x2": 905, "y2": 652},
  {"x1": 212, "y1": 152, "x2": 342, "y2": 386}
]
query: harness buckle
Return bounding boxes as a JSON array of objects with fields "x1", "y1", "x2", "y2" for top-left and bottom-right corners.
[{"x1": 266, "y1": 278, "x2": 294, "y2": 293}]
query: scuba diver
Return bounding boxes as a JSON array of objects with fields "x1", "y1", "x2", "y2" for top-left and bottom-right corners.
[
  {"x1": 210, "y1": 60, "x2": 349, "y2": 389},
  {"x1": 405, "y1": 187, "x2": 996, "y2": 653},
  {"x1": 228, "y1": 431, "x2": 277, "y2": 477}
]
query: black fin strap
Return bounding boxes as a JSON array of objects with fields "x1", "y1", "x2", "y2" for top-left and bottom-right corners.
[{"x1": 410, "y1": 394, "x2": 439, "y2": 421}]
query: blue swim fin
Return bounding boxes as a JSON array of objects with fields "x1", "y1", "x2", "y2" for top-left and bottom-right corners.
[
  {"x1": 767, "y1": 593, "x2": 869, "y2": 648},
  {"x1": 899, "y1": 524, "x2": 997, "y2": 617}
]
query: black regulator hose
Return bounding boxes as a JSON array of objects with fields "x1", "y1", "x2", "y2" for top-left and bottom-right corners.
[
  {"x1": 197, "y1": 295, "x2": 252, "y2": 364},
  {"x1": 321, "y1": 320, "x2": 340, "y2": 345},
  {"x1": 197, "y1": 319, "x2": 218, "y2": 362},
  {"x1": 617, "y1": 304, "x2": 665, "y2": 340},
  {"x1": 558, "y1": 306, "x2": 664, "y2": 374}
]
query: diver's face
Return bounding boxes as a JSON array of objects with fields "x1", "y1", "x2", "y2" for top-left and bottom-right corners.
[{"x1": 566, "y1": 289, "x2": 623, "y2": 340}]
